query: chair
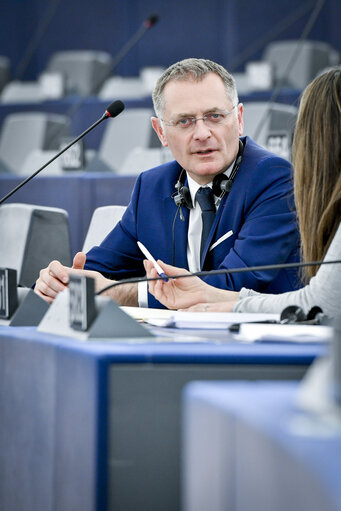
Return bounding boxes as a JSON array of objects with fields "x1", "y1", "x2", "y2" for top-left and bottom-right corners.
[
  {"x1": 119, "y1": 147, "x2": 173, "y2": 175},
  {"x1": 0, "y1": 55, "x2": 11, "y2": 93},
  {"x1": 0, "y1": 81, "x2": 44, "y2": 103},
  {"x1": 46, "y1": 50, "x2": 113, "y2": 96},
  {"x1": 0, "y1": 112, "x2": 70, "y2": 174},
  {"x1": 82, "y1": 205, "x2": 127, "y2": 253},
  {"x1": 0, "y1": 203, "x2": 72, "y2": 287},
  {"x1": 98, "y1": 76, "x2": 148, "y2": 100},
  {"x1": 139, "y1": 66, "x2": 165, "y2": 93},
  {"x1": 91, "y1": 108, "x2": 154, "y2": 172},
  {"x1": 242, "y1": 101, "x2": 297, "y2": 160},
  {"x1": 263, "y1": 40, "x2": 339, "y2": 89}
]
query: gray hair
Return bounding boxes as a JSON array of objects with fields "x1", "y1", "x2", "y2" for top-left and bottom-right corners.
[{"x1": 152, "y1": 58, "x2": 238, "y2": 118}]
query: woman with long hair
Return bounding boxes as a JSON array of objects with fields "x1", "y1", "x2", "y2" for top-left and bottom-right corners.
[{"x1": 144, "y1": 69, "x2": 341, "y2": 318}]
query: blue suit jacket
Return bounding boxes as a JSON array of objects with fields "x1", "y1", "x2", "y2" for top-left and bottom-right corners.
[{"x1": 85, "y1": 137, "x2": 301, "y2": 308}]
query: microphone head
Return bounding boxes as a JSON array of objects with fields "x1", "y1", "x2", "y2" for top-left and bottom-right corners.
[
  {"x1": 105, "y1": 100, "x2": 125, "y2": 118},
  {"x1": 144, "y1": 13, "x2": 159, "y2": 27}
]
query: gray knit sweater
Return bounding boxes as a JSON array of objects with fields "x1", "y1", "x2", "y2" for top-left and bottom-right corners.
[{"x1": 233, "y1": 222, "x2": 341, "y2": 317}]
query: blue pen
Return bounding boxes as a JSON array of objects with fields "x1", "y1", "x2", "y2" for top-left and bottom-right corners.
[{"x1": 137, "y1": 241, "x2": 168, "y2": 281}]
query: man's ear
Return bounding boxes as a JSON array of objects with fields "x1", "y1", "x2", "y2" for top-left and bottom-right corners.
[
  {"x1": 237, "y1": 103, "x2": 244, "y2": 136},
  {"x1": 151, "y1": 117, "x2": 168, "y2": 147}
]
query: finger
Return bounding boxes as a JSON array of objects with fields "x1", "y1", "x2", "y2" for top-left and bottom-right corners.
[
  {"x1": 143, "y1": 259, "x2": 154, "y2": 276},
  {"x1": 35, "y1": 272, "x2": 67, "y2": 299},
  {"x1": 156, "y1": 260, "x2": 188, "y2": 276},
  {"x1": 147, "y1": 267, "x2": 159, "y2": 293},
  {"x1": 181, "y1": 303, "x2": 209, "y2": 312},
  {"x1": 47, "y1": 260, "x2": 69, "y2": 284},
  {"x1": 34, "y1": 286, "x2": 55, "y2": 304},
  {"x1": 73, "y1": 252, "x2": 86, "y2": 270}
]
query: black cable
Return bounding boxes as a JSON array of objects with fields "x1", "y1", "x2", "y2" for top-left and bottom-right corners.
[
  {"x1": 95, "y1": 258, "x2": 341, "y2": 296},
  {"x1": 171, "y1": 206, "x2": 181, "y2": 266}
]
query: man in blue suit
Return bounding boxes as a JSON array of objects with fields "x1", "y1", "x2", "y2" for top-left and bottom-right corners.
[{"x1": 35, "y1": 58, "x2": 300, "y2": 308}]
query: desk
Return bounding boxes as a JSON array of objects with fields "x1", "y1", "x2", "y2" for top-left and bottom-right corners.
[
  {"x1": 0, "y1": 173, "x2": 137, "y2": 254},
  {"x1": 183, "y1": 380, "x2": 341, "y2": 511},
  {"x1": 0, "y1": 326, "x2": 326, "y2": 511}
]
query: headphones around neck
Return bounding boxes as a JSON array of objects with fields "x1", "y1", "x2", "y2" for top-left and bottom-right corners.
[{"x1": 172, "y1": 139, "x2": 244, "y2": 211}]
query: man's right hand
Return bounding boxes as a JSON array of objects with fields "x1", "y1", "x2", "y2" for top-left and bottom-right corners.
[{"x1": 34, "y1": 252, "x2": 87, "y2": 304}]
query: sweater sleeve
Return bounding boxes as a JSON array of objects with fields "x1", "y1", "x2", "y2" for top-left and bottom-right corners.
[{"x1": 232, "y1": 222, "x2": 341, "y2": 317}]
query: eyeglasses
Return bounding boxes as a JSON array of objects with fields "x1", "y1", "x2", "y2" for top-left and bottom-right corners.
[{"x1": 161, "y1": 106, "x2": 236, "y2": 130}]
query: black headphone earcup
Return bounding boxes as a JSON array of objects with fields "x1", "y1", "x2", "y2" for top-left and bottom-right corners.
[
  {"x1": 172, "y1": 184, "x2": 193, "y2": 209},
  {"x1": 280, "y1": 305, "x2": 306, "y2": 324},
  {"x1": 179, "y1": 185, "x2": 193, "y2": 209},
  {"x1": 212, "y1": 174, "x2": 231, "y2": 196}
]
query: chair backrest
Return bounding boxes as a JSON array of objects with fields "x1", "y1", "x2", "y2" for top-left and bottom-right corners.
[
  {"x1": 242, "y1": 101, "x2": 297, "y2": 160},
  {"x1": 119, "y1": 147, "x2": 173, "y2": 175},
  {"x1": 97, "y1": 108, "x2": 154, "y2": 172},
  {"x1": 263, "y1": 40, "x2": 339, "y2": 89},
  {"x1": 20, "y1": 148, "x2": 96, "y2": 176},
  {"x1": 0, "y1": 55, "x2": 11, "y2": 93},
  {"x1": 0, "y1": 112, "x2": 70, "y2": 173},
  {"x1": 98, "y1": 76, "x2": 148, "y2": 100},
  {"x1": 46, "y1": 50, "x2": 113, "y2": 96},
  {"x1": 0, "y1": 203, "x2": 72, "y2": 287},
  {"x1": 0, "y1": 81, "x2": 44, "y2": 103},
  {"x1": 82, "y1": 205, "x2": 127, "y2": 253}
]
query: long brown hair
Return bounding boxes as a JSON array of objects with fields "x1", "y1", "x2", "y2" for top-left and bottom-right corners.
[{"x1": 293, "y1": 69, "x2": 341, "y2": 281}]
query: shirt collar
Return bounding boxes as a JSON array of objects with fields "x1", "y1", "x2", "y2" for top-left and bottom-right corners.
[{"x1": 186, "y1": 159, "x2": 235, "y2": 205}]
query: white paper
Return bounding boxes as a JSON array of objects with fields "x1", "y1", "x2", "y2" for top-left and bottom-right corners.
[{"x1": 147, "y1": 310, "x2": 280, "y2": 329}]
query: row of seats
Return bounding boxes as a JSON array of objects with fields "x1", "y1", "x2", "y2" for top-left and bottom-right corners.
[
  {"x1": 0, "y1": 203, "x2": 125, "y2": 287},
  {"x1": 0, "y1": 101, "x2": 297, "y2": 176},
  {"x1": 0, "y1": 40, "x2": 339, "y2": 102},
  {"x1": 0, "y1": 51, "x2": 162, "y2": 103}
]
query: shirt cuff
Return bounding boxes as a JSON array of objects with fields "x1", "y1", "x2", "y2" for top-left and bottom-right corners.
[{"x1": 138, "y1": 280, "x2": 149, "y2": 308}]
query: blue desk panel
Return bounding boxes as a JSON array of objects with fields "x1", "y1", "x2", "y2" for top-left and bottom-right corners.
[
  {"x1": 183, "y1": 380, "x2": 341, "y2": 511},
  {"x1": 0, "y1": 325, "x2": 326, "y2": 511}
]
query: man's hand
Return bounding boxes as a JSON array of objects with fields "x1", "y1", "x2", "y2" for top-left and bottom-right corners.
[
  {"x1": 144, "y1": 259, "x2": 208, "y2": 310},
  {"x1": 34, "y1": 252, "x2": 87, "y2": 304},
  {"x1": 35, "y1": 251, "x2": 139, "y2": 306},
  {"x1": 144, "y1": 259, "x2": 239, "y2": 310}
]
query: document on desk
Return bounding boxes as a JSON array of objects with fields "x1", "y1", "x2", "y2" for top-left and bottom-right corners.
[
  {"x1": 143, "y1": 310, "x2": 280, "y2": 329},
  {"x1": 121, "y1": 306, "x2": 175, "y2": 322},
  {"x1": 238, "y1": 323, "x2": 332, "y2": 343},
  {"x1": 121, "y1": 308, "x2": 332, "y2": 343}
]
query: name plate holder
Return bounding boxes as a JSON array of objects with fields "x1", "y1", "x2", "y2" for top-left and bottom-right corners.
[
  {"x1": 38, "y1": 274, "x2": 153, "y2": 340},
  {"x1": 0, "y1": 267, "x2": 49, "y2": 326}
]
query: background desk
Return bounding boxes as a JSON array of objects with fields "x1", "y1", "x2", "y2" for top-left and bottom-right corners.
[
  {"x1": 0, "y1": 325, "x2": 326, "y2": 511},
  {"x1": 0, "y1": 173, "x2": 137, "y2": 254},
  {"x1": 183, "y1": 380, "x2": 341, "y2": 511},
  {"x1": 0, "y1": 90, "x2": 301, "y2": 149}
]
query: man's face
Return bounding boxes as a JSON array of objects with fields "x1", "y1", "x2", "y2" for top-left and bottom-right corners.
[{"x1": 152, "y1": 72, "x2": 244, "y2": 185}]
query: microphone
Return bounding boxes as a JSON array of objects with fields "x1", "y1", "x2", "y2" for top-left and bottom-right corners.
[
  {"x1": 144, "y1": 13, "x2": 159, "y2": 28},
  {"x1": 108, "y1": 13, "x2": 159, "y2": 76},
  {"x1": 95, "y1": 258, "x2": 341, "y2": 296},
  {"x1": 0, "y1": 100, "x2": 125, "y2": 205}
]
